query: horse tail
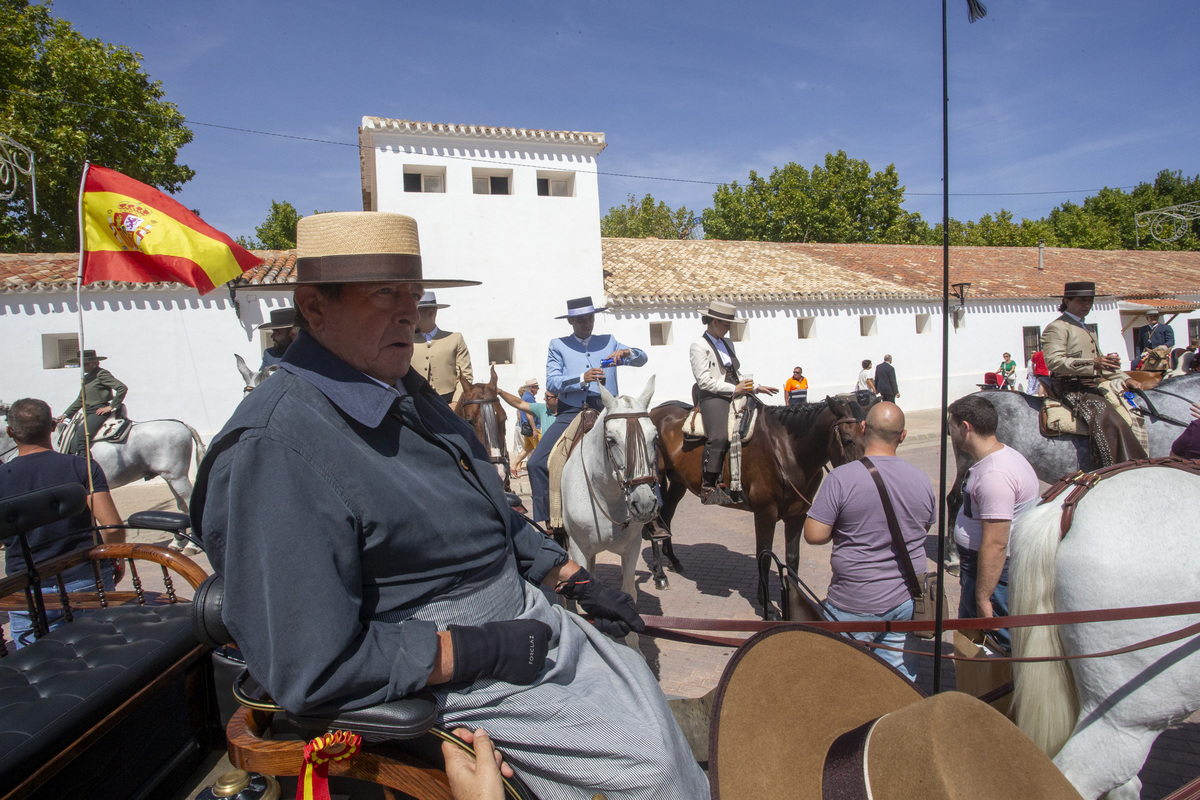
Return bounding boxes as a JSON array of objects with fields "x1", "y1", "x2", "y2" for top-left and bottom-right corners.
[
  {"x1": 183, "y1": 422, "x2": 208, "y2": 471},
  {"x1": 1010, "y1": 495, "x2": 1079, "y2": 757}
]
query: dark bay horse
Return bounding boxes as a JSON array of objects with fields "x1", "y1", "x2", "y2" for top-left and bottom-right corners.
[
  {"x1": 455, "y1": 367, "x2": 511, "y2": 490},
  {"x1": 649, "y1": 394, "x2": 870, "y2": 619}
]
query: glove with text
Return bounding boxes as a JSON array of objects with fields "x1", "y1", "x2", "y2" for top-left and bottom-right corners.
[
  {"x1": 448, "y1": 619, "x2": 551, "y2": 686},
  {"x1": 556, "y1": 568, "x2": 646, "y2": 639}
]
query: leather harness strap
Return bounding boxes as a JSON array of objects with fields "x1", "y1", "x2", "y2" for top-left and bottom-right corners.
[{"x1": 1041, "y1": 456, "x2": 1200, "y2": 537}]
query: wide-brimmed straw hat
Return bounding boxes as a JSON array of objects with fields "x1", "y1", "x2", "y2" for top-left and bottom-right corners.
[
  {"x1": 418, "y1": 291, "x2": 450, "y2": 310},
  {"x1": 256, "y1": 308, "x2": 296, "y2": 330},
  {"x1": 264, "y1": 212, "x2": 480, "y2": 289},
  {"x1": 555, "y1": 296, "x2": 607, "y2": 319},
  {"x1": 709, "y1": 625, "x2": 1082, "y2": 800},
  {"x1": 65, "y1": 349, "x2": 107, "y2": 365},
  {"x1": 702, "y1": 300, "x2": 739, "y2": 322},
  {"x1": 1056, "y1": 281, "x2": 1109, "y2": 299}
]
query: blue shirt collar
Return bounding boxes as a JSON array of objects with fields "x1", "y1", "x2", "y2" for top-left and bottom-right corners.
[{"x1": 279, "y1": 331, "x2": 426, "y2": 428}]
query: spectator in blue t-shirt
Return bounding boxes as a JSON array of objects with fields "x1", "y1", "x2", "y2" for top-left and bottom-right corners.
[
  {"x1": 1, "y1": 398, "x2": 126, "y2": 646},
  {"x1": 500, "y1": 385, "x2": 558, "y2": 478}
]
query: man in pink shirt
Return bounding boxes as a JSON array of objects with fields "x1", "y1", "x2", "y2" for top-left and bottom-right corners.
[{"x1": 948, "y1": 395, "x2": 1040, "y2": 653}]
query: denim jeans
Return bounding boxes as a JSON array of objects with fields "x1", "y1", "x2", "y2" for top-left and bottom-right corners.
[
  {"x1": 825, "y1": 598, "x2": 918, "y2": 682},
  {"x1": 9, "y1": 571, "x2": 115, "y2": 649},
  {"x1": 957, "y1": 546, "x2": 1010, "y2": 653}
]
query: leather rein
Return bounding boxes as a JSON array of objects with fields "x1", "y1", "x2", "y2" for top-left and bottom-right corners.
[
  {"x1": 772, "y1": 414, "x2": 861, "y2": 507},
  {"x1": 580, "y1": 410, "x2": 658, "y2": 529}
]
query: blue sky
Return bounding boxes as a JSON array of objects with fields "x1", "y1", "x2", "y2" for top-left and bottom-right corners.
[{"x1": 49, "y1": 0, "x2": 1200, "y2": 242}]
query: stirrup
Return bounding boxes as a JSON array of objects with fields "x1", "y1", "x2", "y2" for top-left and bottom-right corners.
[
  {"x1": 701, "y1": 484, "x2": 735, "y2": 506},
  {"x1": 642, "y1": 521, "x2": 671, "y2": 542}
]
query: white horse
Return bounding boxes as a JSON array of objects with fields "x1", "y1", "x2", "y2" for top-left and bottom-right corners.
[
  {"x1": 560, "y1": 377, "x2": 659, "y2": 606},
  {"x1": 54, "y1": 414, "x2": 207, "y2": 515},
  {"x1": 1010, "y1": 465, "x2": 1200, "y2": 799},
  {"x1": 235, "y1": 353, "x2": 278, "y2": 392}
]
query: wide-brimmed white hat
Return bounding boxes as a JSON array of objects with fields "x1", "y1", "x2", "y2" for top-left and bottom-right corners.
[
  {"x1": 418, "y1": 291, "x2": 449, "y2": 309},
  {"x1": 702, "y1": 300, "x2": 739, "y2": 322}
]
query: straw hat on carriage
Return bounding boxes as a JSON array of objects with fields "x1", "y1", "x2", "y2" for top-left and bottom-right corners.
[
  {"x1": 708, "y1": 625, "x2": 1082, "y2": 800},
  {"x1": 260, "y1": 212, "x2": 480, "y2": 289}
]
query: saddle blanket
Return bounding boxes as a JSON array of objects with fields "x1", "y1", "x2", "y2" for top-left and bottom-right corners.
[
  {"x1": 681, "y1": 395, "x2": 757, "y2": 444},
  {"x1": 1038, "y1": 380, "x2": 1148, "y2": 453},
  {"x1": 548, "y1": 411, "x2": 597, "y2": 530}
]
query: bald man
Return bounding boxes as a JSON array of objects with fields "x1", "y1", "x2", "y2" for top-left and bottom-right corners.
[{"x1": 803, "y1": 403, "x2": 936, "y2": 682}]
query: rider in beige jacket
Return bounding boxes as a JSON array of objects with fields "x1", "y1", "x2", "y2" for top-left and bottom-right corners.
[
  {"x1": 1041, "y1": 281, "x2": 1145, "y2": 467},
  {"x1": 412, "y1": 292, "x2": 473, "y2": 408}
]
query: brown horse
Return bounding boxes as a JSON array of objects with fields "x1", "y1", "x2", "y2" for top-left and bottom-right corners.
[
  {"x1": 648, "y1": 394, "x2": 871, "y2": 619},
  {"x1": 456, "y1": 367, "x2": 511, "y2": 490}
]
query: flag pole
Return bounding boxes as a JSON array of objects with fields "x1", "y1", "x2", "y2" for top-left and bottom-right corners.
[{"x1": 75, "y1": 160, "x2": 99, "y2": 541}]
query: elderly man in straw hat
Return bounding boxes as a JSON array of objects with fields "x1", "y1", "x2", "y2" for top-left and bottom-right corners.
[
  {"x1": 191, "y1": 212, "x2": 707, "y2": 800},
  {"x1": 411, "y1": 291, "x2": 474, "y2": 409},
  {"x1": 1041, "y1": 281, "x2": 1146, "y2": 468}
]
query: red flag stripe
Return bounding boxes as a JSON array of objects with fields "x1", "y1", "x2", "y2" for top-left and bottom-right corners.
[{"x1": 81, "y1": 250, "x2": 219, "y2": 294}]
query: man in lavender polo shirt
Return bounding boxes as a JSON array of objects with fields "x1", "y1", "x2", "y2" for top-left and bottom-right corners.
[{"x1": 803, "y1": 403, "x2": 936, "y2": 681}]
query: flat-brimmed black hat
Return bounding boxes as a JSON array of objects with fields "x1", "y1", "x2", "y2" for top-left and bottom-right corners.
[
  {"x1": 65, "y1": 349, "x2": 107, "y2": 365},
  {"x1": 555, "y1": 296, "x2": 608, "y2": 319},
  {"x1": 256, "y1": 308, "x2": 296, "y2": 330},
  {"x1": 1056, "y1": 281, "x2": 1110, "y2": 298}
]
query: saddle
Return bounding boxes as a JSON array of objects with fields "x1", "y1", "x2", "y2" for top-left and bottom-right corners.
[
  {"x1": 681, "y1": 394, "x2": 758, "y2": 445},
  {"x1": 61, "y1": 408, "x2": 132, "y2": 449},
  {"x1": 547, "y1": 408, "x2": 600, "y2": 530},
  {"x1": 1041, "y1": 457, "x2": 1200, "y2": 537}
]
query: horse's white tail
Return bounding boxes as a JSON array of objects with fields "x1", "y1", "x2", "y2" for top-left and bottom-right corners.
[
  {"x1": 1010, "y1": 495, "x2": 1079, "y2": 757},
  {"x1": 183, "y1": 423, "x2": 208, "y2": 472}
]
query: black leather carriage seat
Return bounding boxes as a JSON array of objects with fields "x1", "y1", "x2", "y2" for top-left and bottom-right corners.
[
  {"x1": 0, "y1": 603, "x2": 212, "y2": 798},
  {"x1": 126, "y1": 509, "x2": 191, "y2": 533}
]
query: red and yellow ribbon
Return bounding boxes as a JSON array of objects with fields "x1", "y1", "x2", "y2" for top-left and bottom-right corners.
[{"x1": 296, "y1": 730, "x2": 362, "y2": 800}]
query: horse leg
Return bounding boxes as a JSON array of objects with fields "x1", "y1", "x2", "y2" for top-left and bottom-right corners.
[
  {"x1": 660, "y1": 476, "x2": 687, "y2": 575},
  {"x1": 754, "y1": 512, "x2": 781, "y2": 620},
  {"x1": 1052, "y1": 719, "x2": 1157, "y2": 800}
]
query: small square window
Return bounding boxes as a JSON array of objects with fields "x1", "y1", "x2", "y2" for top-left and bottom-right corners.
[
  {"x1": 473, "y1": 169, "x2": 512, "y2": 195},
  {"x1": 1189, "y1": 318, "x2": 1200, "y2": 344},
  {"x1": 649, "y1": 321, "x2": 672, "y2": 346},
  {"x1": 537, "y1": 171, "x2": 574, "y2": 197},
  {"x1": 488, "y1": 338, "x2": 515, "y2": 365},
  {"x1": 1023, "y1": 326, "x2": 1042, "y2": 364},
  {"x1": 859, "y1": 315, "x2": 877, "y2": 337},
  {"x1": 42, "y1": 333, "x2": 79, "y2": 369},
  {"x1": 403, "y1": 166, "x2": 446, "y2": 193},
  {"x1": 797, "y1": 317, "x2": 815, "y2": 339},
  {"x1": 915, "y1": 313, "x2": 931, "y2": 334}
]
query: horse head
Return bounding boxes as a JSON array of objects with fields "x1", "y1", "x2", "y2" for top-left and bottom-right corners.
[
  {"x1": 825, "y1": 394, "x2": 869, "y2": 466},
  {"x1": 456, "y1": 367, "x2": 509, "y2": 482},
  {"x1": 595, "y1": 376, "x2": 659, "y2": 523},
  {"x1": 235, "y1": 354, "x2": 278, "y2": 393}
]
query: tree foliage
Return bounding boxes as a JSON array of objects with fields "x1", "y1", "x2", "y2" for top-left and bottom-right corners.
[
  {"x1": 600, "y1": 193, "x2": 697, "y2": 239},
  {"x1": 0, "y1": 0, "x2": 194, "y2": 252},
  {"x1": 236, "y1": 200, "x2": 301, "y2": 250},
  {"x1": 701, "y1": 151, "x2": 928, "y2": 244}
]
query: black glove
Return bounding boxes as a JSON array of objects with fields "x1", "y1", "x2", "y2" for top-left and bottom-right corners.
[
  {"x1": 448, "y1": 619, "x2": 551, "y2": 685},
  {"x1": 556, "y1": 568, "x2": 645, "y2": 638}
]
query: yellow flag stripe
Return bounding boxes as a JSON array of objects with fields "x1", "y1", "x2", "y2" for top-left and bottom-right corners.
[{"x1": 83, "y1": 190, "x2": 246, "y2": 287}]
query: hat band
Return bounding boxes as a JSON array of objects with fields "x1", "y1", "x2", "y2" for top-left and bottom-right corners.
[
  {"x1": 822, "y1": 716, "x2": 881, "y2": 800},
  {"x1": 295, "y1": 253, "x2": 423, "y2": 284},
  {"x1": 567, "y1": 305, "x2": 597, "y2": 317},
  {"x1": 707, "y1": 310, "x2": 736, "y2": 322}
]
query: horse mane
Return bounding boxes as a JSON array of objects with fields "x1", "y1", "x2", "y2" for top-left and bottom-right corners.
[{"x1": 765, "y1": 401, "x2": 831, "y2": 438}]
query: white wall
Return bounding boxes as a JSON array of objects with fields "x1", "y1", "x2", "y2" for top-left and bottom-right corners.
[
  {"x1": 604, "y1": 298, "x2": 1196, "y2": 412},
  {"x1": 370, "y1": 130, "x2": 605, "y2": 397},
  {"x1": 1, "y1": 288, "x2": 292, "y2": 438}
]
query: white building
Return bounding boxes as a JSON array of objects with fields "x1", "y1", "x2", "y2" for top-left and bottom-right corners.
[{"x1": 5, "y1": 117, "x2": 1200, "y2": 439}]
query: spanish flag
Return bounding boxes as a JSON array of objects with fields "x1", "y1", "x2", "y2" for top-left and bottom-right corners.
[{"x1": 80, "y1": 164, "x2": 262, "y2": 295}]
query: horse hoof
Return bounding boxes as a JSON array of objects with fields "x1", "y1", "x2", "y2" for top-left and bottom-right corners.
[
  {"x1": 666, "y1": 561, "x2": 684, "y2": 574},
  {"x1": 655, "y1": 576, "x2": 669, "y2": 590}
]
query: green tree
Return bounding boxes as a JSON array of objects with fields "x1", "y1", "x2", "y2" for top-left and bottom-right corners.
[
  {"x1": 600, "y1": 193, "x2": 696, "y2": 239},
  {"x1": 701, "y1": 151, "x2": 930, "y2": 244},
  {"x1": 0, "y1": 0, "x2": 194, "y2": 252},
  {"x1": 237, "y1": 200, "x2": 301, "y2": 250}
]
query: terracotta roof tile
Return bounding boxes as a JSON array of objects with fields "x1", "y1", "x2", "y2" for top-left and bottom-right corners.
[{"x1": 0, "y1": 251, "x2": 295, "y2": 293}]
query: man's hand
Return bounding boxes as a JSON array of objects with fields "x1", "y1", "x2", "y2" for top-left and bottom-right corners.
[
  {"x1": 976, "y1": 596, "x2": 994, "y2": 619},
  {"x1": 605, "y1": 348, "x2": 632, "y2": 365},
  {"x1": 1094, "y1": 353, "x2": 1121, "y2": 371},
  {"x1": 556, "y1": 567, "x2": 644, "y2": 639},
  {"x1": 1124, "y1": 378, "x2": 1143, "y2": 391},
  {"x1": 755, "y1": 384, "x2": 779, "y2": 396},
  {"x1": 734, "y1": 378, "x2": 755, "y2": 396},
  {"x1": 95, "y1": 405, "x2": 112, "y2": 415},
  {"x1": 583, "y1": 367, "x2": 606, "y2": 384},
  {"x1": 446, "y1": 620, "x2": 551, "y2": 685},
  {"x1": 1190, "y1": 402, "x2": 1200, "y2": 421},
  {"x1": 443, "y1": 728, "x2": 513, "y2": 800}
]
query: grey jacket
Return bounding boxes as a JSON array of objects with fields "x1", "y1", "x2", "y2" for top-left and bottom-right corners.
[{"x1": 192, "y1": 332, "x2": 566, "y2": 713}]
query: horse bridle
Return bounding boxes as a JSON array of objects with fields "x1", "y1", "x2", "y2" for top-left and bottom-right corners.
[
  {"x1": 581, "y1": 410, "x2": 658, "y2": 529},
  {"x1": 460, "y1": 395, "x2": 510, "y2": 470}
]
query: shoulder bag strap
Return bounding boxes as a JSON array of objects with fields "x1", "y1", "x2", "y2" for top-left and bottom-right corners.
[{"x1": 859, "y1": 456, "x2": 922, "y2": 598}]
